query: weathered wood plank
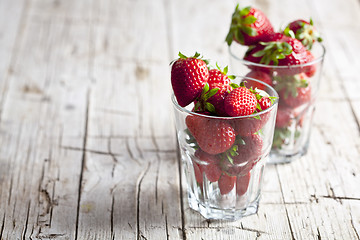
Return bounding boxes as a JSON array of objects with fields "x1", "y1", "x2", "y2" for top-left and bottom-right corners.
[
  {"x1": 0, "y1": 0, "x2": 359, "y2": 239},
  {"x1": 74, "y1": 0, "x2": 183, "y2": 239},
  {"x1": 0, "y1": 0, "x2": 93, "y2": 239}
]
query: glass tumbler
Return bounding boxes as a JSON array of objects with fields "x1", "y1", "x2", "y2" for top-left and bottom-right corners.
[
  {"x1": 172, "y1": 77, "x2": 279, "y2": 220},
  {"x1": 229, "y1": 42, "x2": 325, "y2": 163}
]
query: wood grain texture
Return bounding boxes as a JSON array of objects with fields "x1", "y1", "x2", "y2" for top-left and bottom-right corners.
[{"x1": 0, "y1": 0, "x2": 359, "y2": 239}]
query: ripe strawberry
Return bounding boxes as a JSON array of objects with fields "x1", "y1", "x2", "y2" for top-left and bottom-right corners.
[
  {"x1": 276, "y1": 73, "x2": 312, "y2": 108},
  {"x1": 303, "y1": 50, "x2": 317, "y2": 77},
  {"x1": 186, "y1": 115, "x2": 236, "y2": 155},
  {"x1": 233, "y1": 134, "x2": 263, "y2": 165},
  {"x1": 224, "y1": 86, "x2": 257, "y2": 117},
  {"x1": 282, "y1": 84, "x2": 312, "y2": 108},
  {"x1": 284, "y1": 19, "x2": 322, "y2": 50},
  {"x1": 195, "y1": 66, "x2": 233, "y2": 116},
  {"x1": 226, "y1": 5, "x2": 274, "y2": 46},
  {"x1": 244, "y1": 71, "x2": 273, "y2": 90},
  {"x1": 244, "y1": 34, "x2": 315, "y2": 76},
  {"x1": 218, "y1": 174, "x2": 236, "y2": 195},
  {"x1": 258, "y1": 96, "x2": 272, "y2": 110},
  {"x1": 219, "y1": 134, "x2": 263, "y2": 176},
  {"x1": 275, "y1": 105, "x2": 293, "y2": 128},
  {"x1": 236, "y1": 172, "x2": 251, "y2": 196},
  {"x1": 171, "y1": 52, "x2": 209, "y2": 107},
  {"x1": 195, "y1": 150, "x2": 222, "y2": 182},
  {"x1": 192, "y1": 160, "x2": 203, "y2": 184},
  {"x1": 233, "y1": 94, "x2": 273, "y2": 136}
]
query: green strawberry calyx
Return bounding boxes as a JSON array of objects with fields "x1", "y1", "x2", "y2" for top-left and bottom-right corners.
[
  {"x1": 219, "y1": 136, "x2": 245, "y2": 164},
  {"x1": 194, "y1": 64, "x2": 235, "y2": 114},
  {"x1": 170, "y1": 51, "x2": 210, "y2": 65},
  {"x1": 194, "y1": 83, "x2": 219, "y2": 113},
  {"x1": 252, "y1": 41, "x2": 293, "y2": 65},
  {"x1": 274, "y1": 74, "x2": 309, "y2": 99},
  {"x1": 225, "y1": 5, "x2": 258, "y2": 46},
  {"x1": 283, "y1": 19, "x2": 323, "y2": 50},
  {"x1": 215, "y1": 63, "x2": 236, "y2": 80}
]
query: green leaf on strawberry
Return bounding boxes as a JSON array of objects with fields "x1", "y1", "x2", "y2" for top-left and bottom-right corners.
[{"x1": 252, "y1": 41, "x2": 293, "y2": 65}]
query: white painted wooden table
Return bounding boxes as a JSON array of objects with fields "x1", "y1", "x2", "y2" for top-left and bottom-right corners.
[{"x1": 0, "y1": 0, "x2": 359, "y2": 239}]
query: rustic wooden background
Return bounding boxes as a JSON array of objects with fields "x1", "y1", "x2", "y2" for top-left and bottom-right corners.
[{"x1": 0, "y1": 0, "x2": 359, "y2": 239}]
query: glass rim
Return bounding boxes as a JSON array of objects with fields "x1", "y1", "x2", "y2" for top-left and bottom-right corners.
[
  {"x1": 228, "y1": 42, "x2": 326, "y2": 69},
  {"x1": 171, "y1": 77, "x2": 279, "y2": 120}
]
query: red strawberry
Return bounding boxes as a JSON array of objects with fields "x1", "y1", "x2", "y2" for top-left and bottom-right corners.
[
  {"x1": 195, "y1": 150, "x2": 222, "y2": 182},
  {"x1": 236, "y1": 172, "x2": 251, "y2": 196},
  {"x1": 196, "y1": 67, "x2": 233, "y2": 116},
  {"x1": 258, "y1": 96, "x2": 272, "y2": 110},
  {"x1": 226, "y1": 5, "x2": 274, "y2": 46},
  {"x1": 186, "y1": 115, "x2": 236, "y2": 155},
  {"x1": 224, "y1": 87, "x2": 257, "y2": 117},
  {"x1": 244, "y1": 71, "x2": 273, "y2": 90},
  {"x1": 192, "y1": 160, "x2": 203, "y2": 184},
  {"x1": 219, "y1": 134, "x2": 263, "y2": 176},
  {"x1": 233, "y1": 134, "x2": 263, "y2": 165},
  {"x1": 284, "y1": 19, "x2": 322, "y2": 50},
  {"x1": 275, "y1": 105, "x2": 293, "y2": 128},
  {"x1": 304, "y1": 50, "x2": 317, "y2": 77},
  {"x1": 244, "y1": 34, "x2": 315, "y2": 76},
  {"x1": 233, "y1": 95, "x2": 273, "y2": 136},
  {"x1": 171, "y1": 52, "x2": 209, "y2": 107},
  {"x1": 282, "y1": 84, "x2": 312, "y2": 108},
  {"x1": 218, "y1": 174, "x2": 236, "y2": 195}
]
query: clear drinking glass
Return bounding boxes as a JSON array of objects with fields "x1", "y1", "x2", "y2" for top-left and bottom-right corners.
[
  {"x1": 172, "y1": 77, "x2": 279, "y2": 220},
  {"x1": 229, "y1": 42, "x2": 325, "y2": 163}
]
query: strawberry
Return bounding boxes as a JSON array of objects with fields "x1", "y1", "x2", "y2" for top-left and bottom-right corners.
[
  {"x1": 185, "y1": 115, "x2": 236, "y2": 155},
  {"x1": 275, "y1": 105, "x2": 293, "y2": 128},
  {"x1": 226, "y1": 5, "x2": 274, "y2": 46},
  {"x1": 284, "y1": 19, "x2": 322, "y2": 50},
  {"x1": 219, "y1": 134, "x2": 263, "y2": 176},
  {"x1": 233, "y1": 94, "x2": 273, "y2": 137},
  {"x1": 218, "y1": 174, "x2": 236, "y2": 195},
  {"x1": 244, "y1": 71, "x2": 273, "y2": 90},
  {"x1": 171, "y1": 52, "x2": 209, "y2": 107},
  {"x1": 233, "y1": 134, "x2": 263, "y2": 165},
  {"x1": 282, "y1": 84, "x2": 312, "y2": 108},
  {"x1": 195, "y1": 150, "x2": 222, "y2": 182},
  {"x1": 192, "y1": 160, "x2": 203, "y2": 184},
  {"x1": 224, "y1": 86, "x2": 257, "y2": 117},
  {"x1": 236, "y1": 172, "x2": 251, "y2": 196},
  {"x1": 276, "y1": 73, "x2": 312, "y2": 108},
  {"x1": 258, "y1": 96, "x2": 272, "y2": 110},
  {"x1": 244, "y1": 34, "x2": 315, "y2": 76},
  {"x1": 195, "y1": 66, "x2": 233, "y2": 116}
]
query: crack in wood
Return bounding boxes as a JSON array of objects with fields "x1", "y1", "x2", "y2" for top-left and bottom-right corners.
[
  {"x1": 36, "y1": 233, "x2": 66, "y2": 239},
  {"x1": 110, "y1": 195, "x2": 115, "y2": 240},
  {"x1": 188, "y1": 225, "x2": 267, "y2": 235},
  {"x1": 0, "y1": 213, "x2": 5, "y2": 239},
  {"x1": 136, "y1": 163, "x2": 151, "y2": 240},
  {"x1": 61, "y1": 145, "x2": 123, "y2": 157},
  {"x1": 21, "y1": 200, "x2": 31, "y2": 240},
  {"x1": 350, "y1": 210, "x2": 360, "y2": 240},
  {"x1": 126, "y1": 138, "x2": 142, "y2": 166},
  {"x1": 320, "y1": 195, "x2": 360, "y2": 201},
  {"x1": 275, "y1": 165, "x2": 296, "y2": 240},
  {"x1": 165, "y1": 215, "x2": 169, "y2": 240},
  {"x1": 74, "y1": 89, "x2": 90, "y2": 240},
  {"x1": 176, "y1": 141, "x2": 186, "y2": 240},
  {"x1": 317, "y1": 227, "x2": 321, "y2": 240}
]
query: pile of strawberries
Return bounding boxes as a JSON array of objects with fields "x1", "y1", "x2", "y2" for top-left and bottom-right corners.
[
  {"x1": 226, "y1": 5, "x2": 323, "y2": 149},
  {"x1": 171, "y1": 52, "x2": 276, "y2": 196}
]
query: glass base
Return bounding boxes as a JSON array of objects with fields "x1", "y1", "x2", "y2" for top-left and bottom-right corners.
[
  {"x1": 268, "y1": 142, "x2": 309, "y2": 164},
  {"x1": 187, "y1": 191, "x2": 260, "y2": 221}
]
